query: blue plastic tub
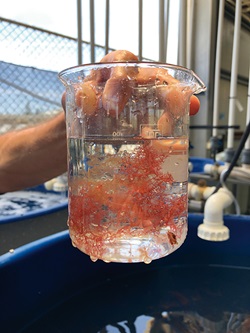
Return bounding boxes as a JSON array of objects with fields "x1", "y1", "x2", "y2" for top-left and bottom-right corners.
[
  {"x1": 189, "y1": 156, "x2": 224, "y2": 173},
  {"x1": 0, "y1": 186, "x2": 68, "y2": 255},
  {"x1": 1, "y1": 213, "x2": 250, "y2": 332},
  {"x1": 0, "y1": 185, "x2": 68, "y2": 224}
]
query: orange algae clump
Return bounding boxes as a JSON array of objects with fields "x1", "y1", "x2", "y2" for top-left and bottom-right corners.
[{"x1": 68, "y1": 141, "x2": 187, "y2": 261}]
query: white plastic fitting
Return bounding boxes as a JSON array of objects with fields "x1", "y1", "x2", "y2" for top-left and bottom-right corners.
[
  {"x1": 44, "y1": 179, "x2": 56, "y2": 191},
  {"x1": 44, "y1": 174, "x2": 68, "y2": 192},
  {"x1": 204, "y1": 163, "x2": 250, "y2": 180},
  {"x1": 188, "y1": 162, "x2": 193, "y2": 172},
  {"x1": 53, "y1": 182, "x2": 68, "y2": 192},
  {"x1": 188, "y1": 183, "x2": 203, "y2": 200},
  {"x1": 52, "y1": 174, "x2": 68, "y2": 192},
  {"x1": 197, "y1": 187, "x2": 233, "y2": 241},
  {"x1": 202, "y1": 186, "x2": 217, "y2": 200},
  {"x1": 188, "y1": 182, "x2": 216, "y2": 201}
]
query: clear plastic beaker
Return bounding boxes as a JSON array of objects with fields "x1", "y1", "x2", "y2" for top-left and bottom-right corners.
[{"x1": 59, "y1": 62, "x2": 206, "y2": 263}]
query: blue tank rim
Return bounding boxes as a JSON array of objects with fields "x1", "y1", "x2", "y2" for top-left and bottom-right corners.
[
  {"x1": 0, "y1": 229, "x2": 69, "y2": 264},
  {"x1": 1, "y1": 212, "x2": 250, "y2": 265}
]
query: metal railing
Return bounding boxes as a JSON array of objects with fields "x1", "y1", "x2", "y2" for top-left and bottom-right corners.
[
  {"x1": 0, "y1": 17, "x2": 108, "y2": 133},
  {"x1": 0, "y1": 0, "x2": 184, "y2": 134}
]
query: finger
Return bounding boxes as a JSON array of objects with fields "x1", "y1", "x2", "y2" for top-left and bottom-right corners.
[
  {"x1": 101, "y1": 51, "x2": 138, "y2": 116},
  {"x1": 189, "y1": 95, "x2": 200, "y2": 116},
  {"x1": 75, "y1": 81, "x2": 100, "y2": 116},
  {"x1": 156, "y1": 85, "x2": 192, "y2": 117},
  {"x1": 88, "y1": 50, "x2": 139, "y2": 83},
  {"x1": 100, "y1": 50, "x2": 138, "y2": 63},
  {"x1": 136, "y1": 67, "x2": 178, "y2": 85},
  {"x1": 157, "y1": 111, "x2": 174, "y2": 136},
  {"x1": 102, "y1": 77, "x2": 133, "y2": 117},
  {"x1": 61, "y1": 91, "x2": 66, "y2": 111}
]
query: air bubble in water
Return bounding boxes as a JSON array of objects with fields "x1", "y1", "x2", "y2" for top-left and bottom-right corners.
[{"x1": 161, "y1": 311, "x2": 169, "y2": 318}]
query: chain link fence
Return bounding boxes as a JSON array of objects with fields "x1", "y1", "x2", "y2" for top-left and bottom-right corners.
[{"x1": 0, "y1": 17, "x2": 107, "y2": 134}]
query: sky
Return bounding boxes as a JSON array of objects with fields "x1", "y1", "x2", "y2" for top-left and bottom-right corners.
[{"x1": 1, "y1": 0, "x2": 180, "y2": 70}]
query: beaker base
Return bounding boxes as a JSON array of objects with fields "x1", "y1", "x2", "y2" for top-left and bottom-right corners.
[{"x1": 70, "y1": 230, "x2": 187, "y2": 264}]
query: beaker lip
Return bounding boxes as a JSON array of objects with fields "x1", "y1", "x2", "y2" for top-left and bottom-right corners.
[{"x1": 58, "y1": 61, "x2": 206, "y2": 94}]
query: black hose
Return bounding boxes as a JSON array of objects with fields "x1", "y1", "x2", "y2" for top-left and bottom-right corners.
[{"x1": 214, "y1": 120, "x2": 250, "y2": 192}]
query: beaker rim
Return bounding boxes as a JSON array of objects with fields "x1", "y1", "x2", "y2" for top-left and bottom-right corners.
[{"x1": 58, "y1": 61, "x2": 206, "y2": 94}]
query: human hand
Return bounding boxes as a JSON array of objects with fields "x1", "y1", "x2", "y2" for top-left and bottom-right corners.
[
  {"x1": 189, "y1": 95, "x2": 200, "y2": 116},
  {"x1": 61, "y1": 92, "x2": 66, "y2": 112},
  {"x1": 62, "y1": 50, "x2": 200, "y2": 117}
]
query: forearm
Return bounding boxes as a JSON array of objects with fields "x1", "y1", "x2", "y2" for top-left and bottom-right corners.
[{"x1": 0, "y1": 112, "x2": 67, "y2": 193}]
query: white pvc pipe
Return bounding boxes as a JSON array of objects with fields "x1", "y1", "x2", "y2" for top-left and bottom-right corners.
[
  {"x1": 138, "y1": 0, "x2": 143, "y2": 61},
  {"x1": 204, "y1": 188, "x2": 233, "y2": 225},
  {"x1": 105, "y1": 0, "x2": 110, "y2": 55},
  {"x1": 203, "y1": 186, "x2": 217, "y2": 200},
  {"x1": 89, "y1": 0, "x2": 95, "y2": 63},
  {"x1": 77, "y1": 0, "x2": 83, "y2": 65},
  {"x1": 44, "y1": 174, "x2": 68, "y2": 192},
  {"x1": 227, "y1": 0, "x2": 242, "y2": 149},
  {"x1": 198, "y1": 188, "x2": 232, "y2": 241},
  {"x1": 159, "y1": 0, "x2": 165, "y2": 62},
  {"x1": 212, "y1": 0, "x2": 225, "y2": 137},
  {"x1": 188, "y1": 183, "x2": 216, "y2": 201},
  {"x1": 164, "y1": 0, "x2": 170, "y2": 62},
  {"x1": 178, "y1": 0, "x2": 187, "y2": 67},
  {"x1": 245, "y1": 66, "x2": 250, "y2": 149},
  {"x1": 186, "y1": 0, "x2": 194, "y2": 69},
  {"x1": 204, "y1": 163, "x2": 250, "y2": 179}
]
